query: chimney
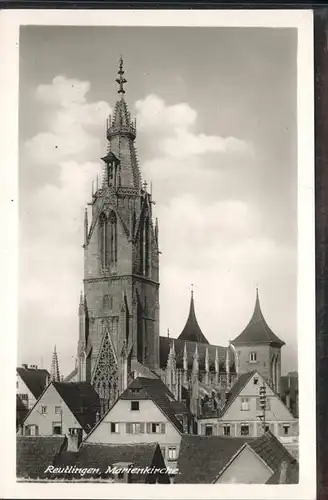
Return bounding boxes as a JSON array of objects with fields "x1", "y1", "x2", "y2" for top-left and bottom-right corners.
[
  {"x1": 30, "y1": 364, "x2": 38, "y2": 369},
  {"x1": 22, "y1": 364, "x2": 28, "y2": 369},
  {"x1": 279, "y1": 461, "x2": 288, "y2": 484},
  {"x1": 67, "y1": 428, "x2": 82, "y2": 452}
]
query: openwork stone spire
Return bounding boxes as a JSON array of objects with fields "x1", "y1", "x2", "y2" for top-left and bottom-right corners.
[
  {"x1": 50, "y1": 345, "x2": 60, "y2": 382},
  {"x1": 102, "y1": 57, "x2": 140, "y2": 190}
]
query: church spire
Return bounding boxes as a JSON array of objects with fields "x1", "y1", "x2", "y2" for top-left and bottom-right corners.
[
  {"x1": 50, "y1": 345, "x2": 60, "y2": 382},
  {"x1": 178, "y1": 286, "x2": 209, "y2": 344},
  {"x1": 104, "y1": 57, "x2": 140, "y2": 190},
  {"x1": 231, "y1": 287, "x2": 285, "y2": 347}
]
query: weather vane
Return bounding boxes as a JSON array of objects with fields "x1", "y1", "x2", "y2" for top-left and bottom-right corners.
[{"x1": 116, "y1": 56, "x2": 127, "y2": 94}]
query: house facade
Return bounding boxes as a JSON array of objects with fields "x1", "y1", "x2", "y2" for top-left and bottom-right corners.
[
  {"x1": 85, "y1": 377, "x2": 191, "y2": 470},
  {"x1": 21, "y1": 382, "x2": 100, "y2": 438},
  {"x1": 175, "y1": 432, "x2": 298, "y2": 484},
  {"x1": 197, "y1": 370, "x2": 298, "y2": 441}
]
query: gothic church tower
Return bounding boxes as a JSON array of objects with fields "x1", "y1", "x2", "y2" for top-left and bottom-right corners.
[{"x1": 78, "y1": 58, "x2": 160, "y2": 411}]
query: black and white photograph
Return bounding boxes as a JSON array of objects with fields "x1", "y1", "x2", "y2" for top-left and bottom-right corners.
[{"x1": 0, "y1": 9, "x2": 316, "y2": 499}]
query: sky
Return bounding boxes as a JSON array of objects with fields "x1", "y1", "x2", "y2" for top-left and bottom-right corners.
[{"x1": 18, "y1": 26, "x2": 298, "y2": 377}]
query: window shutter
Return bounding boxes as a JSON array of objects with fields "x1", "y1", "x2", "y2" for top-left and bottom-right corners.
[
  {"x1": 140, "y1": 423, "x2": 145, "y2": 433},
  {"x1": 256, "y1": 398, "x2": 260, "y2": 411},
  {"x1": 35, "y1": 426, "x2": 39, "y2": 436},
  {"x1": 200, "y1": 424, "x2": 205, "y2": 435},
  {"x1": 126, "y1": 423, "x2": 131, "y2": 433},
  {"x1": 160, "y1": 423, "x2": 165, "y2": 434},
  {"x1": 146, "y1": 423, "x2": 151, "y2": 433}
]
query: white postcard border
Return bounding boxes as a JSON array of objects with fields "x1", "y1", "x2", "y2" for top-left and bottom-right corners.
[{"x1": 0, "y1": 8, "x2": 315, "y2": 500}]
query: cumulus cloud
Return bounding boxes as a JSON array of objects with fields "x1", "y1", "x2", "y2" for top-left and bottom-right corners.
[
  {"x1": 20, "y1": 76, "x2": 110, "y2": 372},
  {"x1": 136, "y1": 94, "x2": 251, "y2": 160}
]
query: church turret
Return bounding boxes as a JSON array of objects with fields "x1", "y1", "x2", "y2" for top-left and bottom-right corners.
[
  {"x1": 84, "y1": 207, "x2": 88, "y2": 246},
  {"x1": 50, "y1": 345, "x2": 60, "y2": 382},
  {"x1": 183, "y1": 341, "x2": 188, "y2": 384},
  {"x1": 178, "y1": 286, "x2": 209, "y2": 344},
  {"x1": 190, "y1": 344, "x2": 199, "y2": 417},
  {"x1": 204, "y1": 346, "x2": 209, "y2": 385},
  {"x1": 215, "y1": 346, "x2": 219, "y2": 383},
  {"x1": 231, "y1": 288, "x2": 284, "y2": 394},
  {"x1": 225, "y1": 346, "x2": 230, "y2": 387}
]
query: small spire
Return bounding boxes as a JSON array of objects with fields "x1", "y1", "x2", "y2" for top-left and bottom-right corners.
[
  {"x1": 191, "y1": 283, "x2": 194, "y2": 298},
  {"x1": 205, "y1": 346, "x2": 209, "y2": 373},
  {"x1": 84, "y1": 207, "x2": 88, "y2": 245},
  {"x1": 79, "y1": 290, "x2": 83, "y2": 305},
  {"x1": 116, "y1": 56, "x2": 127, "y2": 95},
  {"x1": 50, "y1": 345, "x2": 60, "y2": 382},
  {"x1": 215, "y1": 347, "x2": 219, "y2": 374},
  {"x1": 167, "y1": 328, "x2": 170, "y2": 338},
  {"x1": 183, "y1": 342, "x2": 188, "y2": 370}
]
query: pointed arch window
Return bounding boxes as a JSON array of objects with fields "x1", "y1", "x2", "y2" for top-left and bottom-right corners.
[
  {"x1": 139, "y1": 214, "x2": 150, "y2": 276},
  {"x1": 99, "y1": 211, "x2": 117, "y2": 269}
]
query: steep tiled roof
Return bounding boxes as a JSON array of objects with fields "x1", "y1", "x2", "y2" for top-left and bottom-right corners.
[
  {"x1": 249, "y1": 431, "x2": 299, "y2": 484},
  {"x1": 231, "y1": 290, "x2": 285, "y2": 347},
  {"x1": 53, "y1": 382, "x2": 100, "y2": 433},
  {"x1": 160, "y1": 337, "x2": 228, "y2": 370},
  {"x1": 17, "y1": 367, "x2": 50, "y2": 399},
  {"x1": 55, "y1": 442, "x2": 169, "y2": 483},
  {"x1": 120, "y1": 377, "x2": 190, "y2": 432},
  {"x1": 16, "y1": 436, "x2": 66, "y2": 479},
  {"x1": 178, "y1": 292, "x2": 209, "y2": 344},
  {"x1": 219, "y1": 371, "x2": 255, "y2": 417},
  {"x1": 175, "y1": 432, "x2": 298, "y2": 484},
  {"x1": 175, "y1": 435, "x2": 252, "y2": 483}
]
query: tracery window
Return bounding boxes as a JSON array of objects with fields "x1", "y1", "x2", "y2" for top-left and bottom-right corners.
[
  {"x1": 139, "y1": 214, "x2": 150, "y2": 276},
  {"x1": 92, "y1": 329, "x2": 118, "y2": 409},
  {"x1": 99, "y1": 211, "x2": 117, "y2": 269}
]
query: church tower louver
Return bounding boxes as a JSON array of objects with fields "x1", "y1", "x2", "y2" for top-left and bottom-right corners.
[{"x1": 77, "y1": 58, "x2": 160, "y2": 412}]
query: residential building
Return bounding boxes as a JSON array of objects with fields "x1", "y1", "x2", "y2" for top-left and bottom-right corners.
[
  {"x1": 21, "y1": 381, "x2": 100, "y2": 438},
  {"x1": 197, "y1": 370, "x2": 298, "y2": 444},
  {"x1": 16, "y1": 365, "x2": 50, "y2": 410},
  {"x1": 175, "y1": 432, "x2": 298, "y2": 484},
  {"x1": 85, "y1": 376, "x2": 191, "y2": 471},
  {"x1": 16, "y1": 395, "x2": 28, "y2": 431}
]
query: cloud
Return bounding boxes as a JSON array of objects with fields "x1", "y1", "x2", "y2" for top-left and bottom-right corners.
[
  {"x1": 19, "y1": 76, "x2": 110, "y2": 373},
  {"x1": 135, "y1": 94, "x2": 251, "y2": 160}
]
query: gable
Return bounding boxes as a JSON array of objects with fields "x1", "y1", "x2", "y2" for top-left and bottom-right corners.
[
  {"x1": 86, "y1": 397, "x2": 180, "y2": 443},
  {"x1": 23, "y1": 383, "x2": 81, "y2": 429},
  {"x1": 215, "y1": 444, "x2": 273, "y2": 484},
  {"x1": 222, "y1": 372, "x2": 295, "y2": 421}
]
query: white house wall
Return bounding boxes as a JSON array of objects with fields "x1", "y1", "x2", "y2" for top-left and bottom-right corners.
[
  {"x1": 215, "y1": 445, "x2": 272, "y2": 484},
  {"x1": 23, "y1": 384, "x2": 83, "y2": 436},
  {"x1": 16, "y1": 375, "x2": 37, "y2": 410},
  {"x1": 86, "y1": 398, "x2": 181, "y2": 468}
]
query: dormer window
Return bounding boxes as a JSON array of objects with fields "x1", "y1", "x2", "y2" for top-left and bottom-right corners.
[
  {"x1": 249, "y1": 352, "x2": 257, "y2": 363},
  {"x1": 131, "y1": 401, "x2": 139, "y2": 411}
]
